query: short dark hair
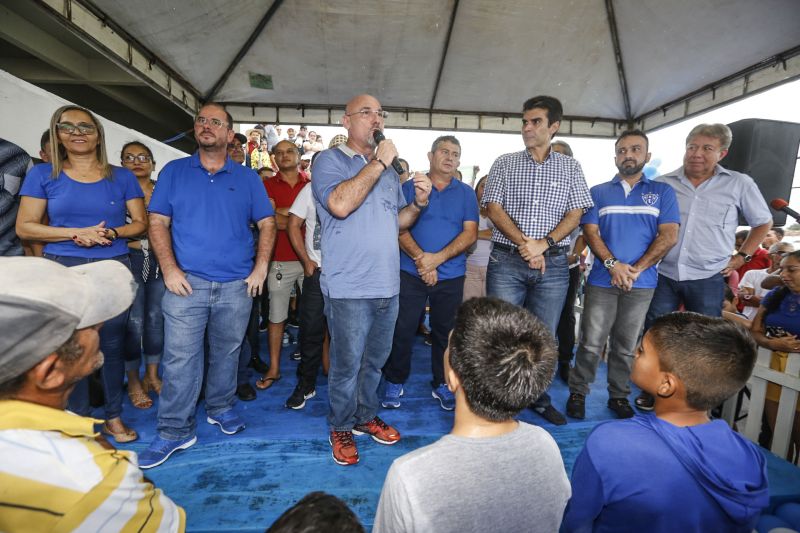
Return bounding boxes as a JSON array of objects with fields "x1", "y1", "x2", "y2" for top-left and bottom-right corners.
[
  {"x1": 522, "y1": 95, "x2": 563, "y2": 125},
  {"x1": 430, "y1": 135, "x2": 460, "y2": 154},
  {"x1": 615, "y1": 129, "x2": 649, "y2": 150},
  {"x1": 647, "y1": 312, "x2": 756, "y2": 410},
  {"x1": 200, "y1": 102, "x2": 233, "y2": 129},
  {"x1": 0, "y1": 331, "x2": 84, "y2": 399},
  {"x1": 735, "y1": 230, "x2": 750, "y2": 242},
  {"x1": 266, "y1": 492, "x2": 364, "y2": 533},
  {"x1": 448, "y1": 297, "x2": 556, "y2": 421},
  {"x1": 39, "y1": 129, "x2": 50, "y2": 152},
  {"x1": 772, "y1": 227, "x2": 785, "y2": 239}
]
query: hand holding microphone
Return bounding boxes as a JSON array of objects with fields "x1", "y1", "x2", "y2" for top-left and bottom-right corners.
[{"x1": 372, "y1": 130, "x2": 405, "y2": 175}]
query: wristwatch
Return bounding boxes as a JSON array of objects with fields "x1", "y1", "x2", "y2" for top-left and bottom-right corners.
[
  {"x1": 737, "y1": 251, "x2": 752, "y2": 263},
  {"x1": 603, "y1": 257, "x2": 618, "y2": 270},
  {"x1": 545, "y1": 235, "x2": 556, "y2": 248}
]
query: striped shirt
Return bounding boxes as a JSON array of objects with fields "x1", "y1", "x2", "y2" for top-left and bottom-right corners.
[
  {"x1": 0, "y1": 400, "x2": 185, "y2": 532},
  {"x1": 482, "y1": 149, "x2": 593, "y2": 247}
]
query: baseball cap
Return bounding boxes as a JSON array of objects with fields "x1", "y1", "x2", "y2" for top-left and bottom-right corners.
[
  {"x1": 0, "y1": 257, "x2": 136, "y2": 383},
  {"x1": 301, "y1": 152, "x2": 313, "y2": 161}
]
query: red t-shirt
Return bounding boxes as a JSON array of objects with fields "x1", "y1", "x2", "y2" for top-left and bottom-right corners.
[
  {"x1": 736, "y1": 246, "x2": 771, "y2": 279},
  {"x1": 264, "y1": 173, "x2": 309, "y2": 261}
]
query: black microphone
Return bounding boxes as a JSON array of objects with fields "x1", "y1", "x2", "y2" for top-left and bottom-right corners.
[
  {"x1": 372, "y1": 130, "x2": 405, "y2": 175},
  {"x1": 770, "y1": 198, "x2": 800, "y2": 222}
]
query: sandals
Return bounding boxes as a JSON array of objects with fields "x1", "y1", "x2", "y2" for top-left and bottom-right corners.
[
  {"x1": 128, "y1": 388, "x2": 153, "y2": 410},
  {"x1": 142, "y1": 375, "x2": 162, "y2": 395},
  {"x1": 102, "y1": 421, "x2": 138, "y2": 443},
  {"x1": 255, "y1": 375, "x2": 281, "y2": 390}
]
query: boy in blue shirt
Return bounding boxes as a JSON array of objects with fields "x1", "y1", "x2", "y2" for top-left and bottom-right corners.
[{"x1": 562, "y1": 312, "x2": 769, "y2": 532}]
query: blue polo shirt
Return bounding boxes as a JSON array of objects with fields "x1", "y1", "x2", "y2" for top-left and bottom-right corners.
[
  {"x1": 400, "y1": 177, "x2": 479, "y2": 280},
  {"x1": 148, "y1": 152, "x2": 273, "y2": 282},
  {"x1": 312, "y1": 144, "x2": 406, "y2": 299},
  {"x1": 20, "y1": 164, "x2": 144, "y2": 259},
  {"x1": 582, "y1": 176, "x2": 680, "y2": 289}
]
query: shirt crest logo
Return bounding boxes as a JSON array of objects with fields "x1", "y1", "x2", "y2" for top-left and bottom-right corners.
[{"x1": 641, "y1": 192, "x2": 659, "y2": 206}]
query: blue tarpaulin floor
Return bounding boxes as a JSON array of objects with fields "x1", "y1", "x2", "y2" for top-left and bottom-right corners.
[{"x1": 113, "y1": 327, "x2": 800, "y2": 532}]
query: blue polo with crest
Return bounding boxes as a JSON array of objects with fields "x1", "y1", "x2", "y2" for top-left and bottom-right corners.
[{"x1": 581, "y1": 175, "x2": 680, "y2": 289}]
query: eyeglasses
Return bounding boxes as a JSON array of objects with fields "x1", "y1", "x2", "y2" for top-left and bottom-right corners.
[
  {"x1": 227, "y1": 143, "x2": 245, "y2": 151},
  {"x1": 195, "y1": 116, "x2": 229, "y2": 129},
  {"x1": 122, "y1": 154, "x2": 152, "y2": 163},
  {"x1": 56, "y1": 122, "x2": 97, "y2": 135},
  {"x1": 345, "y1": 109, "x2": 389, "y2": 120}
]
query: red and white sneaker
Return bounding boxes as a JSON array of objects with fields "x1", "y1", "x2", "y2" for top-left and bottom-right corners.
[
  {"x1": 329, "y1": 430, "x2": 359, "y2": 466},
  {"x1": 352, "y1": 416, "x2": 401, "y2": 445}
]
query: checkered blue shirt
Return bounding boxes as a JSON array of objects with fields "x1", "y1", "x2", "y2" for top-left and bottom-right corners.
[{"x1": 482, "y1": 150, "x2": 593, "y2": 247}]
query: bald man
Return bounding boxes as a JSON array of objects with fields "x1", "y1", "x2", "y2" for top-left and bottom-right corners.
[{"x1": 311, "y1": 94, "x2": 431, "y2": 465}]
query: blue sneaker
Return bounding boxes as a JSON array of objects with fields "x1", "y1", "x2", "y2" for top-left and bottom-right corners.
[
  {"x1": 207, "y1": 410, "x2": 246, "y2": 435},
  {"x1": 138, "y1": 435, "x2": 197, "y2": 469},
  {"x1": 382, "y1": 382, "x2": 404, "y2": 409},
  {"x1": 432, "y1": 383, "x2": 455, "y2": 411}
]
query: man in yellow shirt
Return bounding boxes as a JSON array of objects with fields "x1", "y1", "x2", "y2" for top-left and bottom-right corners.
[{"x1": 0, "y1": 257, "x2": 185, "y2": 532}]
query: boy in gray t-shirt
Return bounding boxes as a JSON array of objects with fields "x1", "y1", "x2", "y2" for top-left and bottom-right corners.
[{"x1": 373, "y1": 298, "x2": 570, "y2": 533}]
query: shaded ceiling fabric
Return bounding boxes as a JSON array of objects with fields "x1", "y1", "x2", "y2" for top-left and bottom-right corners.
[{"x1": 92, "y1": 0, "x2": 800, "y2": 121}]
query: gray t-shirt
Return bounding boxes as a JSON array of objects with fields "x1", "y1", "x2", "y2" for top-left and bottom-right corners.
[{"x1": 373, "y1": 422, "x2": 570, "y2": 533}]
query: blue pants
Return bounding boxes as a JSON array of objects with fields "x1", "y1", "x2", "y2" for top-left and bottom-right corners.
[
  {"x1": 124, "y1": 247, "x2": 165, "y2": 372},
  {"x1": 44, "y1": 253, "x2": 131, "y2": 420},
  {"x1": 157, "y1": 274, "x2": 251, "y2": 440},
  {"x1": 645, "y1": 273, "x2": 725, "y2": 331},
  {"x1": 384, "y1": 272, "x2": 464, "y2": 386},
  {"x1": 486, "y1": 245, "x2": 569, "y2": 407},
  {"x1": 324, "y1": 295, "x2": 399, "y2": 431}
]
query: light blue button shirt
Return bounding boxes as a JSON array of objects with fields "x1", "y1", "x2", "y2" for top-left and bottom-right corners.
[{"x1": 655, "y1": 165, "x2": 771, "y2": 281}]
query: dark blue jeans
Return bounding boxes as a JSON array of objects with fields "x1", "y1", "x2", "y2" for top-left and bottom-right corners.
[
  {"x1": 324, "y1": 295, "x2": 399, "y2": 431},
  {"x1": 124, "y1": 248, "x2": 165, "y2": 372},
  {"x1": 44, "y1": 253, "x2": 131, "y2": 420},
  {"x1": 645, "y1": 273, "x2": 725, "y2": 331},
  {"x1": 384, "y1": 272, "x2": 464, "y2": 386},
  {"x1": 486, "y1": 245, "x2": 570, "y2": 407}
]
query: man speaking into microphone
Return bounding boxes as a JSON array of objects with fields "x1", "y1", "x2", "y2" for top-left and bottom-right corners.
[{"x1": 312, "y1": 94, "x2": 432, "y2": 466}]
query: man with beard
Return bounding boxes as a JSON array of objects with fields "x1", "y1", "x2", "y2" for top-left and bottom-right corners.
[
  {"x1": 140, "y1": 103, "x2": 276, "y2": 468},
  {"x1": 312, "y1": 94, "x2": 431, "y2": 466},
  {"x1": 566, "y1": 130, "x2": 679, "y2": 420}
]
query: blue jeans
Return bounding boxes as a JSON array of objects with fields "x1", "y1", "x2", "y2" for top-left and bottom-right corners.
[
  {"x1": 384, "y1": 272, "x2": 464, "y2": 386},
  {"x1": 124, "y1": 248, "x2": 165, "y2": 371},
  {"x1": 645, "y1": 273, "x2": 725, "y2": 331},
  {"x1": 44, "y1": 253, "x2": 131, "y2": 420},
  {"x1": 157, "y1": 274, "x2": 251, "y2": 440},
  {"x1": 324, "y1": 295, "x2": 399, "y2": 431},
  {"x1": 486, "y1": 245, "x2": 569, "y2": 407}
]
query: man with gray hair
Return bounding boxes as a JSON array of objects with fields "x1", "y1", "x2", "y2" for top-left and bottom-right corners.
[
  {"x1": 637, "y1": 123, "x2": 772, "y2": 410},
  {"x1": 0, "y1": 257, "x2": 184, "y2": 531},
  {"x1": 382, "y1": 135, "x2": 478, "y2": 411}
]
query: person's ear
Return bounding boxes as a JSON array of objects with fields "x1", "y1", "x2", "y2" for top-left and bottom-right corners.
[
  {"x1": 29, "y1": 353, "x2": 66, "y2": 391},
  {"x1": 656, "y1": 372, "x2": 678, "y2": 399},
  {"x1": 446, "y1": 366, "x2": 460, "y2": 393}
]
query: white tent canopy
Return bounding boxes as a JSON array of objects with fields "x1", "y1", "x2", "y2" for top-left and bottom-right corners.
[{"x1": 3, "y1": 0, "x2": 799, "y2": 139}]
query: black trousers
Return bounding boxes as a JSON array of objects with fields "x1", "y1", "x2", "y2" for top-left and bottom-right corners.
[
  {"x1": 384, "y1": 271, "x2": 464, "y2": 387},
  {"x1": 556, "y1": 266, "x2": 582, "y2": 363},
  {"x1": 296, "y1": 269, "x2": 325, "y2": 388}
]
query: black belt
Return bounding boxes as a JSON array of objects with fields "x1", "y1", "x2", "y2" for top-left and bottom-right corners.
[{"x1": 492, "y1": 242, "x2": 568, "y2": 257}]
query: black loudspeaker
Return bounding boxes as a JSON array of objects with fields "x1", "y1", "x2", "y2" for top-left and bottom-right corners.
[{"x1": 725, "y1": 119, "x2": 800, "y2": 227}]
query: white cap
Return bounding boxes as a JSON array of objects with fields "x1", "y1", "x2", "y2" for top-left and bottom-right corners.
[{"x1": 0, "y1": 257, "x2": 136, "y2": 382}]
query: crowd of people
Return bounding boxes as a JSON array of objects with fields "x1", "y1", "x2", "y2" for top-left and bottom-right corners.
[{"x1": 0, "y1": 90, "x2": 796, "y2": 531}]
